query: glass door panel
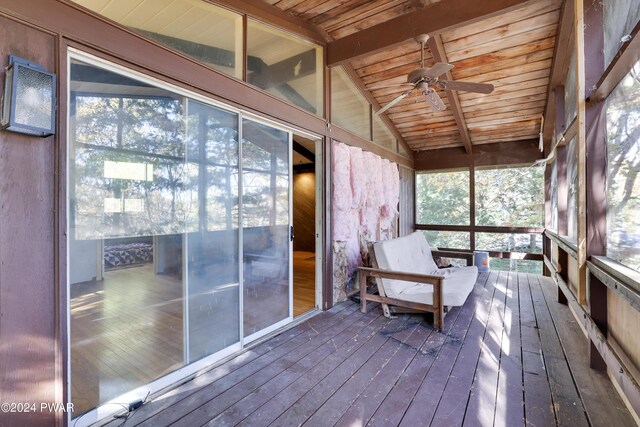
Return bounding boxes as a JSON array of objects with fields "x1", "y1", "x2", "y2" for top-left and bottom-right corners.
[
  {"x1": 185, "y1": 100, "x2": 240, "y2": 362},
  {"x1": 69, "y1": 60, "x2": 188, "y2": 415},
  {"x1": 242, "y1": 118, "x2": 291, "y2": 337}
]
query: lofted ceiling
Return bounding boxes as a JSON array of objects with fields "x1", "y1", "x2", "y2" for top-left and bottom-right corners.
[{"x1": 264, "y1": 0, "x2": 562, "y2": 154}]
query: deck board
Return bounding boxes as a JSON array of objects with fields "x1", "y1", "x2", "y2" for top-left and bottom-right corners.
[
  {"x1": 105, "y1": 272, "x2": 634, "y2": 427},
  {"x1": 537, "y1": 274, "x2": 637, "y2": 427},
  {"x1": 529, "y1": 274, "x2": 590, "y2": 427},
  {"x1": 519, "y1": 273, "x2": 557, "y2": 427}
]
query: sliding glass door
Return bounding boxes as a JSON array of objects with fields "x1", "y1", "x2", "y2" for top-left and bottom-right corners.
[
  {"x1": 68, "y1": 52, "x2": 293, "y2": 420},
  {"x1": 242, "y1": 119, "x2": 292, "y2": 339}
]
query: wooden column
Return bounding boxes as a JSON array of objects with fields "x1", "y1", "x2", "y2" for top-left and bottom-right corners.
[
  {"x1": 583, "y1": 0, "x2": 607, "y2": 370},
  {"x1": 543, "y1": 163, "x2": 551, "y2": 277},
  {"x1": 469, "y1": 165, "x2": 476, "y2": 252}
]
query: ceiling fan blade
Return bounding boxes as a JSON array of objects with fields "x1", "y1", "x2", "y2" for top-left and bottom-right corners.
[
  {"x1": 375, "y1": 87, "x2": 415, "y2": 115},
  {"x1": 438, "y1": 79, "x2": 494, "y2": 94},
  {"x1": 425, "y1": 62, "x2": 454, "y2": 79},
  {"x1": 423, "y1": 89, "x2": 446, "y2": 112}
]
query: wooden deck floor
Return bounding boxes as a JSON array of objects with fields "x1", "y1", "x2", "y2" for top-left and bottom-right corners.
[{"x1": 105, "y1": 271, "x2": 635, "y2": 427}]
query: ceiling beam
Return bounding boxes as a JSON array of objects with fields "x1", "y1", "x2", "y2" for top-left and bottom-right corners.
[
  {"x1": 342, "y1": 65, "x2": 414, "y2": 158},
  {"x1": 414, "y1": 139, "x2": 543, "y2": 170},
  {"x1": 542, "y1": 0, "x2": 574, "y2": 151},
  {"x1": 326, "y1": 0, "x2": 544, "y2": 66},
  {"x1": 293, "y1": 141, "x2": 316, "y2": 163},
  {"x1": 427, "y1": 34, "x2": 473, "y2": 154}
]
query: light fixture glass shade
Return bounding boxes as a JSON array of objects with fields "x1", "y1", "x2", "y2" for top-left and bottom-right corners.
[{"x1": 1, "y1": 56, "x2": 56, "y2": 137}]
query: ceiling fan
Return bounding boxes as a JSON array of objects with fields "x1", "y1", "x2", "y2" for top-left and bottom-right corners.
[{"x1": 373, "y1": 35, "x2": 494, "y2": 115}]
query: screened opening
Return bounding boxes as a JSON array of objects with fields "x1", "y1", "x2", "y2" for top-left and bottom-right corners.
[
  {"x1": 606, "y1": 59, "x2": 640, "y2": 271},
  {"x1": 416, "y1": 169, "x2": 470, "y2": 226}
]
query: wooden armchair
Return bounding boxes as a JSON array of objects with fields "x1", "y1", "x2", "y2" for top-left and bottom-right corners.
[
  {"x1": 357, "y1": 232, "x2": 478, "y2": 331},
  {"x1": 357, "y1": 266, "x2": 445, "y2": 330}
]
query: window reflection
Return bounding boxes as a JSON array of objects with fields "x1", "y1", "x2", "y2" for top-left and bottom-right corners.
[
  {"x1": 242, "y1": 119, "x2": 290, "y2": 337},
  {"x1": 606, "y1": 60, "x2": 640, "y2": 271},
  {"x1": 566, "y1": 138, "x2": 578, "y2": 241},
  {"x1": 69, "y1": 59, "x2": 240, "y2": 416},
  {"x1": 247, "y1": 19, "x2": 323, "y2": 115}
]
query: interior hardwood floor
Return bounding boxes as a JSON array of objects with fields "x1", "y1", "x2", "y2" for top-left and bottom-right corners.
[
  {"x1": 293, "y1": 251, "x2": 316, "y2": 317},
  {"x1": 70, "y1": 264, "x2": 184, "y2": 416}
]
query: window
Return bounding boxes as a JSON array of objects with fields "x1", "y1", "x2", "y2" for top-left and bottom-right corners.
[
  {"x1": 604, "y1": 0, "x2": 640, "y2": 69},
  {"x1": 72, "y1": 0, "x2": 243, "y2": 78},
  {"x1": 331, "y1": 66, "x2": 371, "y2": 140},
  {"x1": 606, "y1": 60, "x2": 640, "y2": 271},
  {"x1": 247, "y1": 19, "x2": 323, "y2": 115},
  {"x1": 373, "y1": 114, "x2": 397, "y2": 151},
  {"x1": 565, "y1": 50, "x2": 577, "y2": 126},
  {"x1": 566, "y1": 137, "x2": 578, "y2": 241},
  {"x1": 416, "y1": 169, "x2": 470, "y2": 250},
  {"x1": 416, "y1": 169, "x2": 470, "y2": 225},
  {"x1": 421, "y1": 230, "x2": 470, "y2": 250},
  {"x1": 475, "y1": 165, "x2": 545, "y2": 227}
]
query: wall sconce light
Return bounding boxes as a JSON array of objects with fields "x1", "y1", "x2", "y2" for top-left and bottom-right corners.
[{"x1": 1, "y1": 55, "x2": 56, "y2": 137}]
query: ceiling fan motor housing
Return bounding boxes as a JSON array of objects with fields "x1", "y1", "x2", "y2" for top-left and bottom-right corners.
[{"x1": 407, "y1": 68, "x2": 438, "y2": 84}]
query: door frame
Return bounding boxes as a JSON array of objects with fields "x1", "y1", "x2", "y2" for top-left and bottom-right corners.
[{"x1": 65, "y1": 47, "x2": 326, "y2": 426}]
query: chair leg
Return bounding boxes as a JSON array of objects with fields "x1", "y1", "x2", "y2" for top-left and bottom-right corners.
[
  {"x1": 434, "y1": 306, "x2": 443, "y2": 331},
  {"x1": 433, "y1": 280, "x2": 443, "y2": 331},
  {"x1": 359, "y1": 271, "x2": 367, "y2": 314}
]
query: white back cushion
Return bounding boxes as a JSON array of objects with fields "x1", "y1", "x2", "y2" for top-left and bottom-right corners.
[{"x1": 373, "y1": 232, "x2": 438, "y2": 296}]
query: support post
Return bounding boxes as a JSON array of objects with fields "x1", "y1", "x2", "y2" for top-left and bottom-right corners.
[
  {"x1": 583, "y1": 0, "x2": 608, "y2": 370},
  {"x1": 573, "y1": 0, "x2": 587, "y2": 305}
]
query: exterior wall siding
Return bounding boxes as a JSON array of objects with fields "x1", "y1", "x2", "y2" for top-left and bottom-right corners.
[{"x1": 0, "y1": 15, "x2": 59, "y2": 426}]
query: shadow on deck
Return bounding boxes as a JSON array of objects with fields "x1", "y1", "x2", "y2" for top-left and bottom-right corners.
[{"x1": 105, "y1": 271, "x2": 635, "y2": 426}]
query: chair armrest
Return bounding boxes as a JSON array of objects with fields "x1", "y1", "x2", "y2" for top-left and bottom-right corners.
[
  {"x1": 431, "y1": 250, "x2": 473, "y2": 266},
  {"x1": 357, "y1": 266, "x2": 445, "y2": 330},
  {"x1": 357, "y1": 266, "x2": 443, "y2": 285}
]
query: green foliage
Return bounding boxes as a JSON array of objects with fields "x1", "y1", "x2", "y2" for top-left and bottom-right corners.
[
  {"x1": 475, "y1": 166, "x2": 545, "y2": 227},
  {"x1": 489, "y1": 258, "x2": 543, "y2": 274},
  {"x1": 416, "y1": 170, "x2": 470, "y2": 225},
  {"x1": 416, "y1": 166, "x2": 544, "y2": 253},
  {"x1": 422, "y1": 231, "x2": 470, "y2": 250},
  {"x1": 72, "y1": 90, "x2": 240, "y2": 239}
]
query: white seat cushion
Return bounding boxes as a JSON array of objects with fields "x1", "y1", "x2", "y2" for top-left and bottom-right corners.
[{"x1": 373, "y1": 232, "x2": 477, "y2": 307}]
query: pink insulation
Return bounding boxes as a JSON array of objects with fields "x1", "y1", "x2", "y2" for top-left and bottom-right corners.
[
  {"x1": 332, "y1": 142, "x2": 352, "y2": 213},
  {"x1": 333, "y1": 209, "x2": 355, "y2": 241},
  {"x1": 331, "y1": 141, "x2": 401, "y2": 297},
  {"x1": 363, "y1": 152, "x2": 383, "y2": 208},
  {"x1": 380, "y1": 159, "x2": 394, "y2": 228},
  {"x1": 389, "y1": 162, "x2": 400, "y2": 207},
  {"x1": 348, "y1": 146, "x2": 366, "y2": 210}
]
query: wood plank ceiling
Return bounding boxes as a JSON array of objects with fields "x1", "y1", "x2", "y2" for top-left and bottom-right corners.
[{"x1": 265, "y1": 0, "x2": 561, "y2": 153}]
